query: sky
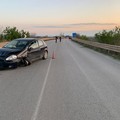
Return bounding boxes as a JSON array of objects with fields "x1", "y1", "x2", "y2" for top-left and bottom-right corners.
[{"x1": 0, "y1": 0, "x2": 120, "y2": 36}]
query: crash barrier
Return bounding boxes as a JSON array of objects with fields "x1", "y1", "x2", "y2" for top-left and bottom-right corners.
[
  {"x1": 0, "y1": 38, "x2": 54, "y2": 48},
  {"x1": 42, "y1": 37, "x2": 54, "y2": 41},
  {"x1": 72, "y1": 38, "x2": 120, "y2": 53}
]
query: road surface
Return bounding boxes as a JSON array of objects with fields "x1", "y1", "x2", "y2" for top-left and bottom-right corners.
[{"x1": 0, "y1": 39, "x2": 120, "y2": 120}]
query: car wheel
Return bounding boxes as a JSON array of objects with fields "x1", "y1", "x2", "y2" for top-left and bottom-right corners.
[
  {"x1": 23, "y1": 58, "x2": 31, "y2": 66},
  {"x1": 42, "y1": 50, "x2": 48, "y2": 60}
]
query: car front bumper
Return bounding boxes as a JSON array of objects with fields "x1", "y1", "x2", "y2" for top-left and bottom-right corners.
[{"x1": 0, "y1": 59, "x2": 20, "y2": 69}]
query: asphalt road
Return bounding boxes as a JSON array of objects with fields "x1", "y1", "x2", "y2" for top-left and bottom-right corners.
[{"x1": 0, "y1": 39, "x2": 120, "y2": 120}]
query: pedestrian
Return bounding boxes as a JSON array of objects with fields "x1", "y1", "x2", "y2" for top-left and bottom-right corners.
[
  {"x1": 59, "y1": 36, "x2": 61, "y2": 42},
  {"x1": 55, "y1": 36, "x2": 58, "y2": 43}
]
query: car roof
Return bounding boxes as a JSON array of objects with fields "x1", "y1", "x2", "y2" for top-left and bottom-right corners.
[{"x1": 14, "y1": 38, "x2": 37, "y2": 41}]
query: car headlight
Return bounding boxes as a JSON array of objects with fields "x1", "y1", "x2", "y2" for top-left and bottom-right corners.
[{"x1": 6, "y1": 55, "x2": 17, "y2": 61}]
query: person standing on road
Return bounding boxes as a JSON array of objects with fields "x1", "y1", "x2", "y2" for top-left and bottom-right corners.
[
  {"x1": 59, "y1": 36, "x2": 62, "y2": 42},
  {"x1": 55, "y1": 36, "x2": 58, "y2": 43}
]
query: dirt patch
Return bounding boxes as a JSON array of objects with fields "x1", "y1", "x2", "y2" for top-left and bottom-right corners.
[{"x1": 0, "y1": 42, "x2": 8, "y2": 48}]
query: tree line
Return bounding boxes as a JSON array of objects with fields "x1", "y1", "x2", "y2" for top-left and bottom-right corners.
[
  {"x1": 75, "y1": 26, "x2": 120, "y2": 46},
  {"x1": 0, "y1": 27, "x2": 30, "y2": 41},
  {"x1": 75, "y1": 33, "x2": 88, "y2": 40},
  {"x1": 95, "y1": 26, "x2": 120, "y2": 45}
]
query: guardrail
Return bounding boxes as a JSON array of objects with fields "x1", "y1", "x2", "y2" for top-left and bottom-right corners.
[
  {"x1": 72, "y1": 38, "x2": 120, "y2": 53},
  {"x1": 0, "y1": 38, "x2": 55, "y2": 48},
  {"x1": 41, "y1": 37, "x2": 54, "y2": 41}
]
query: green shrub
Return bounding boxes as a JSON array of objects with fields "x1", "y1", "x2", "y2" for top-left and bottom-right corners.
[
  {"x1": 1, "y1": 27, "x2": 30, "y2": 41},
  {"x1": 76, "y1": 33, "x2": 88, "y2": 40},
  {"x1": 95, "y1": 26, "x2": 120, "y2": 45}
]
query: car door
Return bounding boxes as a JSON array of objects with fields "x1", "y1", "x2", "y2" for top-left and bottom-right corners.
[
  {"x1": 27, "y1": 40, "x2": 40, "y2": 61},
  {"x1": 38, "y1": 40, "x2": 45, "y2": 58}
]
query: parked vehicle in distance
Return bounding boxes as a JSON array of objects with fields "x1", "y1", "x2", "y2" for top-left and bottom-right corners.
[{"x1": 0, "y1": 38, "x2": 48, "y2": 69}]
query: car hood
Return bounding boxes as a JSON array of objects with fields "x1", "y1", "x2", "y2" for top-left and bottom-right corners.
[{"x1": 0, "y1": 48, "x2": 22, "y2": 57}]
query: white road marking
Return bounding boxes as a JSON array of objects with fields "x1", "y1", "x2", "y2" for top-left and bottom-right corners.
[
  {"x1": 68, "y1": 43, "x2": 120, "y2": 120},
  {"x1": 31, "y1": 59, "x2": 52, "y2": 120}
]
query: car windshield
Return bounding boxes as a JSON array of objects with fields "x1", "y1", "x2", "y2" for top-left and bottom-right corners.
[{"x1": 3, "y1": 40, "x2": 29, "y2": 49}]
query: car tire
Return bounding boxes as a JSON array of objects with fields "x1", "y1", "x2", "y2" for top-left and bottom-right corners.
[
  {"x1": 23, "y1": 58, "x2": 31, "y2": 66},
  {"x1": 42, "y1": 50, "x2": 48, "y2": 60}
]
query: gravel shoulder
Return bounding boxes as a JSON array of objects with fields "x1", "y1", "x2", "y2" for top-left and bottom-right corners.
[{"x1": 0, "y1": 42, "x2": 8, "y2": 48}]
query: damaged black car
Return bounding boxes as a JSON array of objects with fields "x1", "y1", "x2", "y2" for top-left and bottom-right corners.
[{"x1": 0, "y1": 38, "x2": 48, "y2": 69}]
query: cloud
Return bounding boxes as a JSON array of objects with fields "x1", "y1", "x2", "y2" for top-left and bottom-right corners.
[
  {"x1": 33, "y1": 23, "x2": 117, "y2": 29},
  {"x1": 33, "y1": 25, "x2": 70, "y2": 28},
  {"x1": 69, "y1": 23, "x2": 117, "y2": 26}
]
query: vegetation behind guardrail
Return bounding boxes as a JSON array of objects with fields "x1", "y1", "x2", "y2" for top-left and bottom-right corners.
[{"x1": 95, "y1": 26, "x2": 120, "y2": 45}]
